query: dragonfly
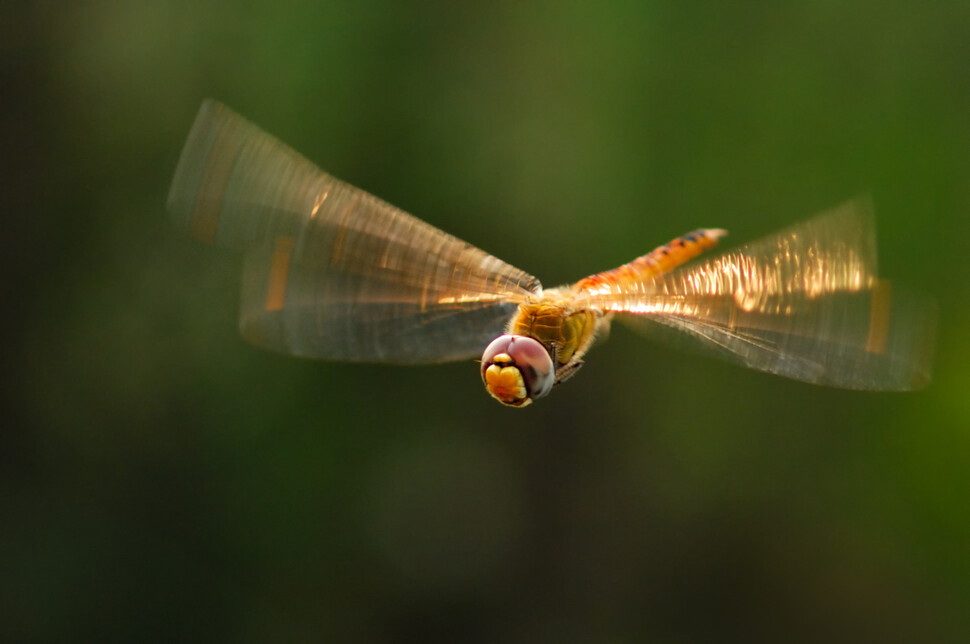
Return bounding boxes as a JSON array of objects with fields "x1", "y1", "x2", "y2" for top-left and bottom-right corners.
[{"x1": 168, "y1": 100, "x2": 935, "y2": 407}]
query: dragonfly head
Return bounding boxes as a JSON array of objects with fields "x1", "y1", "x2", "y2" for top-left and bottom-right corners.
[{"x1": 481, "y1": 335, "x2": 555, "y2": 407}]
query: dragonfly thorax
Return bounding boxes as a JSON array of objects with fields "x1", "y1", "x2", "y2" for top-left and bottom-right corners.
[{"x1": 510, "y1": 297, "x2": 599, "y2": 368}]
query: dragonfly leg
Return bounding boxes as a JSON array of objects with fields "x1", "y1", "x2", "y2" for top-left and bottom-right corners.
[{"x1": 550, "y1": 342, "x2": 586, "y2": 385}]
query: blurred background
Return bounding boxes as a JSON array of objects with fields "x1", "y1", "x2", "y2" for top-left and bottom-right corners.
[{"x1": 3, "y1": 1, "x2": 969, "y2": 641}]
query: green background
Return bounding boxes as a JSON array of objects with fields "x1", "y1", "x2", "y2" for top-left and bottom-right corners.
[{"x1": 4, "y1": 1, "x2": 969, "y2": 641}]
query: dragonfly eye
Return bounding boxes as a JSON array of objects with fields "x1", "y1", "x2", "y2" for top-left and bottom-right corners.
[{"x1": 480, "y1": 335, "x2": 555, "y2": 407}]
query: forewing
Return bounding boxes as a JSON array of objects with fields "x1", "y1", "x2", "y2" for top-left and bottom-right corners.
[
  {"x1": 589, "y1": 199, "x2": 936, "y2": 390},
  {"x1": 168, "y1": 100, "x2": 540, "y2": 363}
]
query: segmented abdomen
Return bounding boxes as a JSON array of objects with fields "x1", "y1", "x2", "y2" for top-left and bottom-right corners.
[{"x1": 575, "y1": 228, "x2": 726, "y2": 296}]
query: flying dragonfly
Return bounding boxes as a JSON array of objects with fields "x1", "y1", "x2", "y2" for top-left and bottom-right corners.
[{"x1": 168, "y1": 100, "x2": 936, "y2": 407}]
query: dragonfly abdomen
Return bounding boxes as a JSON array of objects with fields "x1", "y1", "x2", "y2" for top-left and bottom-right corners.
[{"x1": 576, "y1": 228, "x2": 727, "y2": 295}]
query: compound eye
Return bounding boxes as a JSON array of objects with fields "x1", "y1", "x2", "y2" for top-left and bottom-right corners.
[{"x1": 480, "y1": 335, "x2": 555, "y2": 407}]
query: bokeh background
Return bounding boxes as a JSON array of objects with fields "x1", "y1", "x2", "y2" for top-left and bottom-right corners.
[{"x1": 3, "y1": 1, "x2": 969, "y2": 641}]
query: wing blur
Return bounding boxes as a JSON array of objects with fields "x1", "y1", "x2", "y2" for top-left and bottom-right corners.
[
  {"x1": 587, "y1": 199, "x2": 936, "y2": 390},
  {"x1": 168, "y1": 100, "x2": 540, "y2": 363}
]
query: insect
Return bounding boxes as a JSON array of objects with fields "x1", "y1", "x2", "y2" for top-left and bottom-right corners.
[{"x1": 168, "y1": 100, "x2": 935, "y2": 407}]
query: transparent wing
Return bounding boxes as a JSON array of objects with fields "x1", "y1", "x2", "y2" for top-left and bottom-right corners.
[
  {"x1": 586, "y1": 199, "x2": 936, "y2": 390},
  {"x1": 168, "y1": 100, "x2": 540, "y2": 363}
]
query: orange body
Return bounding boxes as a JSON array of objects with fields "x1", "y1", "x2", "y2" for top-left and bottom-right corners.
[
  {"x1": 575, "y1": 228, "x2": 726, "y2": 295},
  {"x1": 507, "y1": 228, "x2": 727, "y2": 385}
]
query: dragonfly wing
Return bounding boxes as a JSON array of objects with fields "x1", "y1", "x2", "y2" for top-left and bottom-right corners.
[
  {"x1": 168, "y1": 100, "x2": 540, "y2": 363},
  {"x1": 592, "y1": 199, "x2": 936, "y2": 390},
  {"x1": 618, "y1": 285, "x2": 936, "y2": 390}
]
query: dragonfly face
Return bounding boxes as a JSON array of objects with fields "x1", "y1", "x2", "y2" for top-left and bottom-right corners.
[
  {"x1": 168, "y1": 100, "x2": 936, "y2": 408},
  {"x1": 480, "y1": 294, "x2": 607, "y2": 406},
  {"x1": 481, "y1": 335, "x2": 554, "y2": 407}
]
